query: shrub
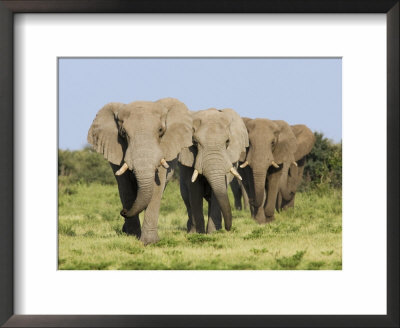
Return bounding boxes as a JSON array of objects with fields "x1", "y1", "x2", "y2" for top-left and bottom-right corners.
[
  {"x1": 301, "y1": 132, "x2": 342, "y2": 190},
  {"x1": 58, "y1": 146, "x2": 116, "y2": 185}
]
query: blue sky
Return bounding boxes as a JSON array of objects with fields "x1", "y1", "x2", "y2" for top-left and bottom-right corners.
[{"x1": 59, "y1": 58, "x2": 341, "y2": 150}]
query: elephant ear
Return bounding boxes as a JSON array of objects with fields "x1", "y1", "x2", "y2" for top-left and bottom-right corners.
[
  {"x1": 222, "y1": 109, "x2": 249, "y2": 163},
  {"x1": 156, "y1": 98, "x2": 193, "y2": 161},
  {"x1": 87, "y1": 102, "x2": 126, "y2": 165},
  {"x1": 242, "y1": 117, "x2": 253, "y2": 128},
  {"x1": 178, "y1": 145, "x2": 197, "y2": 167},
  {"x1": 291, "y1": 124, "x2": 316, "y2": 161},
  {"x1": 178, "y1": 111, "x2": 198, "y2": 167},
  {"x1": 272, "y1": 120, "x2": 297, "y2": 164}
]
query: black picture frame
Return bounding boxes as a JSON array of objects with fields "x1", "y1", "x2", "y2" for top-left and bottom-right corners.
[{"x1": 0, "y1": 1, "x2": 398, "y2": 327}]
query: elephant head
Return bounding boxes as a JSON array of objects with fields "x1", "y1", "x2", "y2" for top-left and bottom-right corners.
[
  {"x1": 179, "y1": 108, "x2": 248, "y2": 230},
  {"x1": 291, "y1": 124, "x2": 315, "y2": 162},
  {"x1": 282, "y1": 124, "x2": 316, "y2": 197},
  {"x1": 241, "y1": 118, "x2": 297, "y2": 209},
  {"x1": 87, "y1": 98, "x2": 192, "y2": 217}
]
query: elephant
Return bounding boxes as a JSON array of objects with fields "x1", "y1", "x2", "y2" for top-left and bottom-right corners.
[
  {"x1": 238, "y1": 118, "x2": 297, "y2": 223},
  {"x1": 87, "y1": 98, "x2": 192, "y2": 245},
  {"x1": 230, "y1": 178, "x2": 249, "y2": 210},
  {"x1": 276, "y1": 124, "x2": 315, "y2": 211},
  {"x1": 179, "y1": 108, "x2": 249, "y2": 233}
]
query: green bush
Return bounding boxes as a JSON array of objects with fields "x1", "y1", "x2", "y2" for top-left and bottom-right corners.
[
  {"x1": 58, "y1": 146, "x2": 116, "y2": 185},
  {"x1": 302, "y1": 132, "x2": 342, "y2": 190}
]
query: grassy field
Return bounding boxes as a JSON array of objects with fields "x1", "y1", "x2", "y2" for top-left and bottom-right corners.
[{"x1": 58, "y1": 178, "x2": 342, "y2": 270}]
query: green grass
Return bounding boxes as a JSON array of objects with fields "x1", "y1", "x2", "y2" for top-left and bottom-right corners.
[{"x1": 58, "y1": 179, "x2": 342, "y2": 270}]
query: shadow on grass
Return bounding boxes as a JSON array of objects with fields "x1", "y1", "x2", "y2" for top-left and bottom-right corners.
[
  {"x1": 275, "y1": 250, "x2": 306, "y2": 269},
  {"x1": 151, "y1": 237, "x2": 180, "y2": 248},
  {"x1": 186, "y1": 234, "x2": 217, "y2": 245}
]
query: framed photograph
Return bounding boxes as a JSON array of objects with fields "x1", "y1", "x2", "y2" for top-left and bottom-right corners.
[{"x1": 1, "y1": 1, "x2": 398, "y2": 327}]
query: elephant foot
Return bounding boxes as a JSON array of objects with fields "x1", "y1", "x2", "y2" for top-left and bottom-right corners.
[
  {"x1": 254, "y1": 214, "x2": 275, "y2": 224},
  {"x1": 255, "y1": 217, "x2": 267, "y2": 224},
  {"x1": 206, "y1": 221, "x2": 217, "y2": 233},
  {"x1": 187, "y1": 218, "x2": 206, "y2": 233},
  {"x1": 254, "y1": 211, "x2": 268, "y2": 224},
  {"x1": 187, "y1": 218, "x2": 194, "y2": 233},
  {"x1": 195, "y1": 223, "x2": 206, "y2": 233},
  {"x1": 187, "y1": 219, "x2": 202, "y2": 233},
  {"x1": 207, "y1": 225, "x2": 217, "y2": 233},
  {"x1": 265, "y1": 215, "x2": 275, "y2": 223},
  {"x1": 140, "y1": 230, "x2": 160, "y2": 246},
  {"x1": 122, "y1": 217, "x2": 141, "y2": 239},
  {"x1": 282, "y1": 200, "x2": 295, "y2": 210}
]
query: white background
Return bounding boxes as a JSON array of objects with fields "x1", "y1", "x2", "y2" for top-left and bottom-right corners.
[{"x1": 14, "y1": 14, "x2": 387, "y2": 314}]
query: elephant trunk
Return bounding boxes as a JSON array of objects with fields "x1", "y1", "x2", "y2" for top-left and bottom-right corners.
[
  {"x1": 252, "y1": 167, "x2": 268, "y2": 208},
  {"x1": 203, "y1": 169, "x2": 232, "y2": 231},
  {"x1": 280, "y1": 164, "x2": 297, "y2": 200},
  {"x1": 124, "y1": 164, "x2": 155, "y2": 217},
  {"x1": 279, "y1": 185, "x2": 294, "y2": 201}
]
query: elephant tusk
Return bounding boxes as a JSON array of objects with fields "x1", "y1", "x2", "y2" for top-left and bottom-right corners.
[
  {"x1": 230, "y1": 167, "x2": 242, "y2": 181},
  {"x1": 160, "y1": 158, "x2": 169, "y2": 169},
  {"x1": 271, "y1": 161, "x2": 280, "y2": 168},
  {"x1": 292, "y1": 161, "x2": 298, "y2": 167},
  {"x1": 115, "y1": 163, "x2": 129, "y2": 176},
  {"x1": 239, "y1": 161, "x2": 249, "y2": 168},
  {"x1": 191, "y1": 169, "x2": 199, "y2": 183}
]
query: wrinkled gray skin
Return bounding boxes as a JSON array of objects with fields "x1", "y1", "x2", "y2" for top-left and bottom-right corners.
[
  {"x1": 230, "y1": 178, "x2": 249, "y2": 210},
  {"x1": 276, "y1": 124, "x2": 315, "y2": 211},
  {"x1": 179, "y1": 108, "x2": 248, "y2": 233},
  {"x1": 87, "y1": 98, "x2": 192, "y2": 245},
  {"x1": 238, "y1": 118, "x2": 297, "y2": 223}
]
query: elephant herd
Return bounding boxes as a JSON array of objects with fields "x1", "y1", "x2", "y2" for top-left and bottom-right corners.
[{"x1": 87, "y1": 98, "x2": 315, "y2": 245}]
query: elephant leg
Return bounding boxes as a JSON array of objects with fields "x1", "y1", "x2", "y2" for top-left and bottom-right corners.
[
  {"x1": 241, "y1": 182, "x2": 249, "y2": 210},
  {"x1": 140, "y1": 167, "x2": 167, "y2": 245},
  {"x1": 189, "y1": 177, "x2": 206, "y2": 234},
  {"x1": 110, "y1": 163, "x2": 141, "y2": 238},
  {"x1": 240, "y1": 166, "x2": 255, "y2": 217},
  {"x1": 179, "y1": 172, "x2": 194, "y2": 232},
  {"x1": 250, "y1": 204, "x2": 255, "y2": 217},
  {"x1": 264, "y1": 170, "x2": 282, "y2": 222},
  {"x1": 230, "y1": 179, "x2": 242, "y2": 210},
  {"x1": 121, "y1": 214, "x2": 141, "y2": 237},
  {"x1": 206, "y1": 192, "x2": 222, "y2": 233},
  {"x1": 276, "y1": 191, "x2": 283, "y2": 212},
  {"x1": 282, "y1": 194, "x2": 296, "y2": 210},
  {"x1": 254, "y1": 207, "x2": 267, "y2": 224},
  {"x1": 254, "y1": 190, "x2": 267, "y2": 224}
]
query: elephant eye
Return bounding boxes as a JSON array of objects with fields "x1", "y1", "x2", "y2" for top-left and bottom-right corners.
[
  {"x1": 158, "y1": 127, "x2": 165, "y2": 137},
  {"x1": 192, "y1": 137, "x2": 198, "y2": 146},
  {"x1": 226, "y1": 139, "x2": 230, "y2": 148}
]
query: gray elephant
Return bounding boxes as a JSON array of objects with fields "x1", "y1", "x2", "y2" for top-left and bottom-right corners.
[
  {"x1": 230, "y1": 178, "x2": 249, "y2": 210},
  {"x1": 179, "y1": 108, "x2": 248, "y2": 233},
  {"x1": 238, "y1": 118, "x2": 297, "y2": 223},
  {"x1": 87, "y1": 98, "x2": 192, "y2": 245},
  {"x1": 276, "y1": 124, "x2": 315, "y2": 211}
]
